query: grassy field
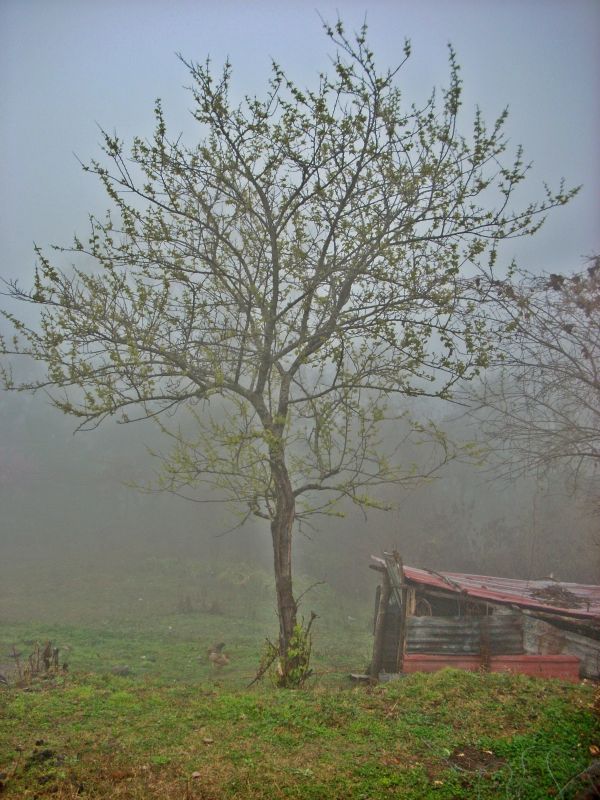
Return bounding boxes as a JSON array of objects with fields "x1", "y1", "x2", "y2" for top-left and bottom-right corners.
[{"x1": 1, "y1": 556, "x2": 599, "y2": 798}]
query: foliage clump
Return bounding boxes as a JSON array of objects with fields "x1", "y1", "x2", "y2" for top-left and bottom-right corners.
[{"x1": 254, "y1": 612, "x2": 317, "y2": 689}]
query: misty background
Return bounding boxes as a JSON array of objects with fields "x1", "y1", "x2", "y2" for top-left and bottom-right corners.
[{"x1": 1, "y1": 0, "x2": 600, "y2": 629}]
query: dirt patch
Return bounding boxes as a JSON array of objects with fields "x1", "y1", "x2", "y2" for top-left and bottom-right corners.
[{"x1": 449, "y1": 745, "x2": 505, "y2": 773}]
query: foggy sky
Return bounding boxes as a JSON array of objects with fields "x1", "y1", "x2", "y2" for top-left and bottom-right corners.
[
  {"x1": 1, "y1": 1, "x2": 600, "y2": 597},
  {"x1": 1, "y1": 0, "x2": 599, "y2": 286}
]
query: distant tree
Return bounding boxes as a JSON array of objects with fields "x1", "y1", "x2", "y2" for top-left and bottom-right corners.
[
  {"x1": 470, "y1": 257, "x2": 600, "y2": 503},
  {"x1": 0, "y1": 21, "x2": 575, "y2": 684}
]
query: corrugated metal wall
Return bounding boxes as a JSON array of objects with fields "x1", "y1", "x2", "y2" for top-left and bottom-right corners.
[
  {"x1": 406, "y1": 614, "x2": 524, "y2": 655},
  {"x1": 380, "y1": 609, "x2": 525, "y2": 671},
  {"x1": 524, "y1": 616, "x2": 600, "y2": 679}
]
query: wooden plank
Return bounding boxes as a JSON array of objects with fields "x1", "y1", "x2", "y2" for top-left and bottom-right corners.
[
  {"x1": 370, "y1": 572, "x2": 391, "y2": 680},
  {"x1": 396, "y1": 582, "x2": 408, "y2": 673},
  {"x1": 387, "y1": 553, "x2": 408, "y2": 673},
  {"x1": 383, "y1": 551, "x2": 405, "y2": 606}
]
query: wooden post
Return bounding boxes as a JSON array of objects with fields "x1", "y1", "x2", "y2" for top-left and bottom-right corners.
[
  {"x1": 370, "y1": 572, "x2": 391, "y2": 681},
  {"x1": 394, "y1": 555, "x2": 408, "y2": 673}
]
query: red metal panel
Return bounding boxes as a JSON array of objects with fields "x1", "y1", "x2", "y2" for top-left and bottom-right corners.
[
  {"x1": 490, "y1": 654, "x2": 580, "y2": 680},
  {"x1": 403, "y1": 653, "x2": 581, "y2": 681},
  {"x1": 403, "y1": 654, "x2": 482, "y2": 672}
]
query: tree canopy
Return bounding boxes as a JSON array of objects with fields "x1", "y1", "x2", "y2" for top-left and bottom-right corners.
[
  {"x1": 0, "y1": 21, "x2": 576, "y2": 683},
  {"x1": 470, "y1": 257, "x2": 600, "y2": 504}
]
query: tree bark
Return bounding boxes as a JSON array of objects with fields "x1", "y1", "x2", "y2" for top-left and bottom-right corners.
[{"x1": 269, "y1": 454, "x2": 298, "y2": 679}]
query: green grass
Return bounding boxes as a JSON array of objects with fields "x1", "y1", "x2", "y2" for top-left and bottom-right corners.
[
  {"x1": 0, "y1": 554, "x2": 373, "y2": 687},
  {"x1": 0, "y1": 556, "x2": 598, "y2": 798},
  {"x1": 0, "y1": 667, "x2": 597, "y2": 799},
  {"x1": 0, "y1": 609, "x2": 371, "y2": 689}
]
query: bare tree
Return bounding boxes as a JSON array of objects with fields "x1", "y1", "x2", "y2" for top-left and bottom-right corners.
[
  {"x1": 0, "y1": 21, "x2": 574, "y2": 684},
  {"x1": 470, "y1": 257, "x2": 600, "y2": 500}
]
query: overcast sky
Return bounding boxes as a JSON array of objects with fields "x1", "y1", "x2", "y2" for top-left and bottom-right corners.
[{"x1": 1, "y1": 0, "x2": 599, "y2": 285}]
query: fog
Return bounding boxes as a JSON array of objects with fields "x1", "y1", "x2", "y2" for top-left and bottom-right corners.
[
  {"x1": 2, "y1": 382, "x2": 597, "y2": 629},
  {"x1": 1, "y1": 0, "x2": 600, "y2": 629}
]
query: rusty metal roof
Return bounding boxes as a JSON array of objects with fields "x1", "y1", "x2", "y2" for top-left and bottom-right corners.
[{"x1": 371, "y1": 556, "x2": 600, "y2": 620}]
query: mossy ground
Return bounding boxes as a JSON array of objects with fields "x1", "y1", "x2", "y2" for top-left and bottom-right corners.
[{"x1": 0, "y1": 557, "x2": 598, "y2": 798}]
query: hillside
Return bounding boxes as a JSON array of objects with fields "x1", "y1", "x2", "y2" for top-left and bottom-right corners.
[{"x1": 1, "y1": 604, "x2": 598, "y2": 799}]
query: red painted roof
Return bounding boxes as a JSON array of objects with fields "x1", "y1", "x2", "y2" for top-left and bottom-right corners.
[{"x1": 371, "y1": 557, "x2": 600, "y2": 620}]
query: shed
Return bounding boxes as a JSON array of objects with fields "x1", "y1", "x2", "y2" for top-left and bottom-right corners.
[{"x1": 369, "y1": 553, "x2": 600, "y2": 682}]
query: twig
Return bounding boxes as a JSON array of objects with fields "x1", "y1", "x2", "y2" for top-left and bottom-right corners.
[
  {"x1": 11, "y1": 645, "x2": 22, "y2": 681},
  {"x1": 305, "y1": 610, "x2": 319, "y2": 635},
  {"x1": 295, "y1": 582, "x2": 325, "y2": 606},
  {"x1": 246, "y1": 641, "x2": 278, "y2": 688}
]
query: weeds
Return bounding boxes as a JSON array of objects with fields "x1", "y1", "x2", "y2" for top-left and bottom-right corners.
[
  {"x1": 252, "y1": 613, "x2": 318, "y2": 689},
  {"x1": 4, "y1": 641, "x2": 67, "y2": 689}
]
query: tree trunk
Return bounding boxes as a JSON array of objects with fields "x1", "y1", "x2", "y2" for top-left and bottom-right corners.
[{"x1": 269, "y1": 454, "x2": 298, "y2": 684}]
